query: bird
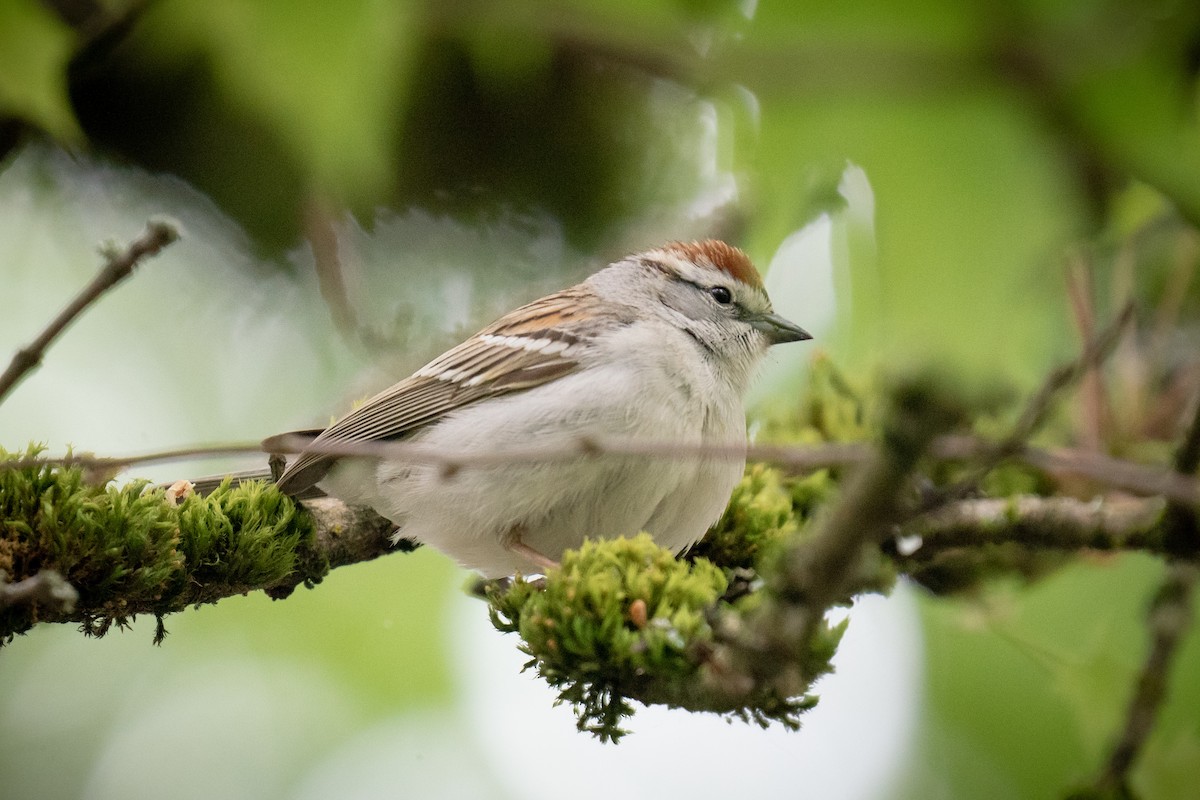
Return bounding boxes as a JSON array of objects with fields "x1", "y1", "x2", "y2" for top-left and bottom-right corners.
[{"x1": 269, "y1": 240, "x2": 811, "y2": 577}]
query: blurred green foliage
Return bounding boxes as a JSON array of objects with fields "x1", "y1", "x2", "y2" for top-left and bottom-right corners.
[
  {"x1": 0, "y1": 0, "x2": 81, "y2": 143},
  {"x1": 0, "y1": 2, "x2": 1192, "y2": 356},
  {"x1": 2, "y1": 0, "x2": 1199, "y2": 797}
]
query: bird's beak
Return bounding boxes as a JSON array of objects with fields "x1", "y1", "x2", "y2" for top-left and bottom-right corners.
[{"x1": 750, "y1": 312, "x2": 812, "y2": 345}]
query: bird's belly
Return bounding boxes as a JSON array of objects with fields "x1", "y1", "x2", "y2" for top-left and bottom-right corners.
[
  {"x1": 322, "y1": 360, "x2": 746, "y2": 577},
  {"x1": 395, "y1": 455, "x2": 688, "y2": 576}
]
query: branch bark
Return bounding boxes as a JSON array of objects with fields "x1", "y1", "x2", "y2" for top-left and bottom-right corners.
[
  {"x1": 900, "y1": 495, "x2": 1167, "y2": 555},
  {"x1": 0, "y1": 490, "x2": 417, "y2": 644},
  {"x1": 1089, "y1": 392, "x2": 1200, "y2": 796}
]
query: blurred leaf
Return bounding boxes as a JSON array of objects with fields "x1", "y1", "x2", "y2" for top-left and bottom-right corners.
[
  {"x1": 748, "y1": 0, "x2": 985, "y2": 52},
  {"x1": 1060, "y1": 39, "x2": 1200, "y2": 228},
  {"x1": 910, "y1": 555, "x2": 1200, "y2": 798},
  {"x1": 1108, "y1": 181, "x2": 1175, "y2": 239},
  {"x1": 751, "y1": 90, "x2": 1082, "y2": 378},
  {"x1": 1014, "y1": 0, "x2": 1200, "y2": 225},
  {"x1": 915, "y1": 584, "x2": 1089, "y2": 796},
  {"x1": 134, "y1": 0, "x2": 417, "y2": 201},
  {"x1": 1043, "y1": 622, "x2": 1140, "y2": 759},
  {"x1": 0, "y1": 0, "x2": 82, "y2": 142},
  {"x1": 1138, "y1": 729, "x2": 1200, "y2": 799},
  {"x1": 173, "y1": 549, "x2": 459, "y2": 712}
]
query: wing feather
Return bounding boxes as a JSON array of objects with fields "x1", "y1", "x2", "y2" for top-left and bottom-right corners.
[{"x1": 273, "y1": 284, "x2": 620, "y2": 494}]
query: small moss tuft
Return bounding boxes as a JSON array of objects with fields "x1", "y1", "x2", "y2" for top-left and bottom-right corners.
[
  {"x1": 489, "y1": 534, "x2": 727, "y2": 741},
  {"x1": 692, "y1": 464, "x2": 836, "y2": 570}
]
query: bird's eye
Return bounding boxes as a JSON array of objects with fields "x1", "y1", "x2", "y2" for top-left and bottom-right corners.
[{"x1": 708, "y1": 286, "x2": 733, "y2": 304}]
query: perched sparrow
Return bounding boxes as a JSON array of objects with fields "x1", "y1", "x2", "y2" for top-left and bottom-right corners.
[{"x1": 272, "y1": 240, "x2": 810, "y2": 577}]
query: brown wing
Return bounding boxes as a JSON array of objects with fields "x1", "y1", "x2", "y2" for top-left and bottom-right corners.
[{"x1": 272, "y1": 285, "x2": 622, "y2": 494}]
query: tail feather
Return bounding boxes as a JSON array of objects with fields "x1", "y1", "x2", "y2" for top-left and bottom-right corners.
[{"x1": 161, "y1": 467, "x2": 328, "y2": 499}]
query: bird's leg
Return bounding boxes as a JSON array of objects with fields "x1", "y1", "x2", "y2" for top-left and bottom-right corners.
[
  {"x1": 268, "y1": 453, "x2": 287, "y2": 483},
  {"x1": 502, "y1": 525, "x2": 560, "y2": 573}
]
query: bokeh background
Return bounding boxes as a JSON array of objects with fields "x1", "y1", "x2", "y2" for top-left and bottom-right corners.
[{"x1": 2, "y1": 1, "x2": 1199, "y2": 798}]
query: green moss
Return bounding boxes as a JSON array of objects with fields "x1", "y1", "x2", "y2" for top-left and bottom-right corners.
[
  {"x1": 177, "y1": 478, "x2": 317, "y2": 596},
  {"x1": 756, "y1": 353, "x2": 873, "y2": 447},
  {"x1": 1, "y1": 445, "x2": 319, "y2": 643},
  {"x1": 488, "y1": 533, "x2": 841, "y2": 742},
  {"x1": 690, "y1": 454, "x2": 843, "y2": 572},
  {"x1": 691, "y1": 464, "x2": 813, "y2": 569},
  {"x1": 489, "y1": 534, "x2": 726, "y2": 741}
]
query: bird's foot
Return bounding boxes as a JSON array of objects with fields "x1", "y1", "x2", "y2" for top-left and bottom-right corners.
[{"x1": 502, "y1": 526, "x2": 560, "y2": 574}]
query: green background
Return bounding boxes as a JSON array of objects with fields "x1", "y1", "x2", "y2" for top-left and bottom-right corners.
[{"x1": 2, "y1": 1, "x2": 1198, "y2": 797}]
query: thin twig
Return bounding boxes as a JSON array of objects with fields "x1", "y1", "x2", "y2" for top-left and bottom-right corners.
[
  {"x1": 0, "y1": 218, "x2": 182, "y2": 405},
  {"x1": 936, "y1": 438, "x2": 1200, "y2": 509},
  {"x1": 1092, "y1": 391, "x2": 1200, "y2": 794},
  {"x1": 5, "y1": 434, "x2": 1199, "y2": 509},
  {"x1": 1006, "y1": 302, "x2": 1133, "y2": 455},
  {"x1": 924, "y1": 301, "x2": 1135, "y2": 510},
  {"x1": 1066, "y1": 253, "x2": 1108, "y2": 451},
  {"x1": 0, "y1": 438, "x2": 866, "y2": 477},
  {"x1": 304, "y1": 198, "x2": 357, "y2": 342}
]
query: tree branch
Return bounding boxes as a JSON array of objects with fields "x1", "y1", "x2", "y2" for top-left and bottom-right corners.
[
  {"x1": 263, "y1": 497, "x2": 418, "y2": 599},
  {"x1": 0, "y1": 570, "x2": 78, "y2": 614},
  {"x1": 1089, "y1": 561, "x2": 1199, "y2": 798},
  {"x1": 0, "y1": 218, "x2": 181, "y2": 405},
  {"x1": 0, "y1": 465, "x2": 417, "y2": 643},
  {"x1": 1088, "y1": 392, "x2": 1200, "y2": 796},
  {"x1": 699, "y1": 373, "x2": 970, "y2": 703},
  {"x1": 5, "y1": 435, "x2": 1198, "y2": 509},
  {"x1": 899, "y1": 495, "x2": 1167, "y2": 556}
]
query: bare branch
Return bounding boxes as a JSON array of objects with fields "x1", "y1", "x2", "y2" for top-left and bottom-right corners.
[
  {"x1": 1092, "y1": 561, "x2": 1198, "y2": 796},
  {"x1": 1091, "y1": 391, "x2": 1200, "y2": 794},
  {"x1": 262, "y1": 498, "x2": 418, "y2": 600},
  {"x1": 0, "y1": 570, "x2": 78, "y2": 614},
  {"x1": 304, "y1": 197, "x2": 362, "y2": 344},
  {"x1": 5, "y1": 434, "x2": 1198, "y2": 510},
  {"x1": 0, "y1": 218, "x2": 181, "y2": 405},
  {"x1": 899, "y1": 495, "x2": 1166, "y2": 556},
  {"x1": 1065, "y1": 254, "x2": 1109, "y2": 451},
  {"x1": 930, "y1": 437, "x2": 1200, "y2": 508}
]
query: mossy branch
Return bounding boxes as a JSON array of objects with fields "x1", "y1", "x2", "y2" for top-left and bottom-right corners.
[
  {"x1": 2, "y1": 344, "x2": 1195, "y2": 752},
  {"x1": 3, "y1": 367, "x2": 1193, "y2": 741},
  {"x1": 0, "y1": 447, "x2": 415, "y2": 644}
]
